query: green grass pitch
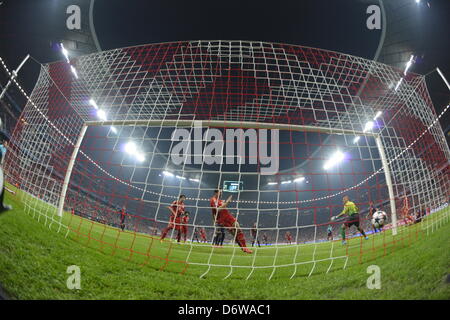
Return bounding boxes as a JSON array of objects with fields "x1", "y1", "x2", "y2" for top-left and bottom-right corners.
[{"x1": 0, "y1": 186, "x2": 449, "y2": 299}]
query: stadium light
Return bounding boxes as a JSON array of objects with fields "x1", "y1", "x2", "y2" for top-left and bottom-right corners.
[
  {"x1": 323, "y1": 150, "x2": 345, "y2": 170},
  {"x1": 60, "y1": 43, "x2": 70, "y2": 63},
  {"x1": 189, "y1": 178, "x2": 200, "y2": 183},
  {"x1": 136, "y1": 153, "x2": 145, "y2": 163},
  {"x1": 89, "y1": 99, "x2": 99, "y2": 109},
  {"x1": 124, "y1": 141, "x2": 137, "y2": 154},
  {"x1": 395, "y1": 78, "x2": 404, "y2": 91},
  {"x1": 353, "y1": 136, "x2": 360, "y2": 144},
  {"x1": 163, "y1": 171, "x2": 174, "y2": 177},
  {"x1": 404, "y1": 55, "x2": 415, "y2": 75},
  {"x1": 268, "y1": 182, "x2": 278, "y2": 186},
  {"x1": 70, "y1": 65, "x2": 78, "y2": 79},
  {"x1": 176, "y1": 175, "x2": 186, "y2": 180},
  {"x1": 124, "y1": 141, "x2": 145, "y2": 162},
  {"x1": 281, "y1": 180, "x2": 292, "y2": 185},
  {"x1": 97, "y1": 109, "x2": 107, "y2": 121},
  {"x1": 363, "y1": 121, "x2": 375, "y2": 133},
  {"x1": 110, "y1": 126, "x2": 117, "y2": 134},
  {"x1": 373, "y1": 111, "x2": 382, "y2": 120},
  {"x1": 294, "y1": 177, "x2": 305, "y2": 182}
]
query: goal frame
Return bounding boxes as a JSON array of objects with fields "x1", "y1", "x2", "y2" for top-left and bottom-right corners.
[{"x1": 57, "y1": 119, "x2": 398, "y2": 234}]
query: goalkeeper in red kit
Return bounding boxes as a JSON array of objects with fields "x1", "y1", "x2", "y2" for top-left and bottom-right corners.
[
  {"x1": 160, "y1": 195, "x2": 186, "y2": 242},
  {"x1": 210, "y1": 189, "x2": 252, "y2": 254}
]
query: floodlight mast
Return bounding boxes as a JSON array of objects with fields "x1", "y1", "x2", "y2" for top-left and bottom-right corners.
[
  {"x1": 0, "y1": 55, "x2": 30, "y2": 100},
  {"x1": 436, "y1": 68, "x2": 450, "y2": 91}
]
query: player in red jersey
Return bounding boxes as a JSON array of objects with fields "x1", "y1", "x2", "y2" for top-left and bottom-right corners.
[
  {"x1": 285, "y1": 231, "x2": 293, "y2": 244},
  {"x1": 210, "y1": 189, "x2": 252, "y2": 254},
  {"x1": 401, "y1": 196, "x2": 414, "y2": 225},
  {"x1": 180, "y1": 211, "x2": 190, "y2": 243},
  {"x1": 160, "y1": 195, "x2": 186, "y2": 241},
  {"x1": 200, "y1": 227, "x2": 207, "y2": 242}
]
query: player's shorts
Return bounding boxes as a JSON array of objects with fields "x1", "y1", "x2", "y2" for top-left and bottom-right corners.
[
  {"x1": 168, "y1": 216, "x2": 181, "y2": 229},
  {"x1": 173, "y1": 217, "x2": 183, "y2": 230},
  {"x1": 182, "y1": 226, "x2": 188, "y2": 234},
  {"x1": 327, "y1": 232, "x2": 332, "y2": 237},
  {"x1": 216, "y1": 212, "x2": 236, "y2": 227},
  {"x1": 344, "y1": 215, "x2": 360, "y2": 228}
]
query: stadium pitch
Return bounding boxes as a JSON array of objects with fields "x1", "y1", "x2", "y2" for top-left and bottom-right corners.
[{"x1": 0, "y1": 189, "x2": 448, "y2": 300}]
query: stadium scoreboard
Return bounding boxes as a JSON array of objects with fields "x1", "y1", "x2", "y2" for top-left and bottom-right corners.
[{"x1": 223, "y1": 181, "x2": 243, "y2": 193}]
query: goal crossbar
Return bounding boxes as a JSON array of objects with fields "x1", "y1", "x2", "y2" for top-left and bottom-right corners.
[{"x1": 84, "y1": 119, "x2": 378, "y2": 137}]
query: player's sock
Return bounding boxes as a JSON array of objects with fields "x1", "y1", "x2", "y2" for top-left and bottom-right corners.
[
  {"x1": 360, "y1": 229, "x2": 367, "y2": 238},
  {"x1": 160, "y1": 228, "x2": 169, "y2": 240},
  {"x1": 341, "y1": 227, "x2": 346, "y2": 241},
  {"x1": 236, "y1": 231, "x2": 247, "y2": 248}
]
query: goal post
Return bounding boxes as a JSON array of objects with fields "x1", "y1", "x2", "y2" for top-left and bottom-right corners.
[
  {"x1": 57, "y1": 125, "x2": 87, "y2": 217},
  {"x1": 375, "y1": 135, "x2": 397, "y2": 236}
]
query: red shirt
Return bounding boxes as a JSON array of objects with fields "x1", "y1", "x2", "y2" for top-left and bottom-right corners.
[
  {"x1": 210, "y1": 196, "x2": 229, "y2": 218},
  {"x1": 182, "y1": 216, "x2": 189, "y2": 224},
  {"x1": 402, "y1": 197, "x2": 409, "y2": 209},
  {"x1": 170, "y1": 200, "x2": 185, "y2": 218}
]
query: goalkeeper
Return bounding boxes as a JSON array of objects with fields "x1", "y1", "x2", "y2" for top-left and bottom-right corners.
[{"x1": 331, "y1": 195, "x2": 368, "y2": 245}]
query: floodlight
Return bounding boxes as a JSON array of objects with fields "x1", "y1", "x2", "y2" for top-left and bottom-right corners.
[
  {"x1": 163, "y1": 171, "x2": 174, "y2": 177},
  {"x1": 125, "y1": 142, "x2": 137, "y2": 154},
  {"x1": 89, "y1": 99, "x2": 98, "y2": 109},
  {"x1": 373, "y1": 111, "x2": 382, "y2": 120},
  {"x1": 97, "y1": 109, "x2": 107, "y2": 121},
  {"x1": 70, "y1": 65, "x2": 78, "y2": 79},
  {"x1": 324, "y1": 150, "x2": 345, "y2": 170},
  {"x1": 363, "y1": 121, "x2": 374, "y2": 133}
]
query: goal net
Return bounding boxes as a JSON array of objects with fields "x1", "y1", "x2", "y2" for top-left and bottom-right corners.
[{"x1": 1, "y1": 41, "x2": 449, "y2": 279}]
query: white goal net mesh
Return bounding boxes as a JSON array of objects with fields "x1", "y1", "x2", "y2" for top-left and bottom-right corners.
[{"x1": 1, "y1": 40, "x2": 449, "y2": 279}]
